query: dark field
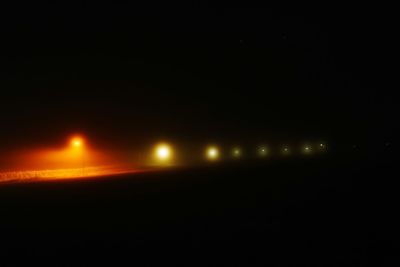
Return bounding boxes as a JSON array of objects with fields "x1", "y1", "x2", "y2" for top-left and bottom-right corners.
[{"x1": 0, "y1": 152, "x2": 396, "y2": 266}]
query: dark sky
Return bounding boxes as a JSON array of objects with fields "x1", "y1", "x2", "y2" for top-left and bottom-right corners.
[{"x1": 0, "y1": 3, "x2": 397, "y2": 151}]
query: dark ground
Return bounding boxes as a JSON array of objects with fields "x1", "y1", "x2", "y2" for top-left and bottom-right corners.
[{"x1": 0, "y1": 149, "x2": 397, "y2": 266}]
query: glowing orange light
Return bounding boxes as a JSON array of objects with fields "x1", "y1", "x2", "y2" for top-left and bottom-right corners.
[
  {"x1": 0, "y1": 166, "x2": 145, "y2": 184},
  {"x1": 70, "y1": 137, "x2": 84, "y2": 148}
]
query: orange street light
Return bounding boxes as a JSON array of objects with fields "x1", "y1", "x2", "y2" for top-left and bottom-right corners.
[
  {"x1": 70, "y1": 136, "x2": 84, "y2": 148},
  {"x1": 69, "y1": 135, "x2": 86, "y2": 176}
]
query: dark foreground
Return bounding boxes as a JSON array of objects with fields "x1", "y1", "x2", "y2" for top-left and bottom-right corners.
[{"x1": 0, "y1": 153, "x2": 397, "y2": 266}]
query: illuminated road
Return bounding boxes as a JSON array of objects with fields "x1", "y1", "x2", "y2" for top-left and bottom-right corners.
[{"x1": 0, "y1": 165, "x2": 149, "y2": 184}]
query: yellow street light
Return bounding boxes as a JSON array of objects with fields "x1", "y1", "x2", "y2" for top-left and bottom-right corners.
[
  {"x1": 232, "y1": 147, "x2": 241, "y2": 158},
  {"x1": 282, "y1": 146, "x2": 290, "y2": 155},
  {"x1": 154, "y1": 143, "x2": 173, "y2": 162},
  {"x1": 206, "y1": 146, "x2": 219, "y2": 161},
  {"x1": 303, "y1": 145, "x2": 312, "y2": 154},
  {"x1": 258, "y1": 146, "x2": 268, "y2": 157}
]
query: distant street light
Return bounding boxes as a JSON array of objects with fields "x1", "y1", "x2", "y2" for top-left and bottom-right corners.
[
  {"x1": 258, "y1": 146, "x2": 268, "y2": 157},
  {"x1": 282, "y1": 146, "x2": 290, "y2": 155},
  {"x1": 232, "y1": 147, "x2": 242, "y2": 158},
  {"x1": 318, "y1": 143, "x2": 326, "y2": 151},
  {"x1": 303, "y1": 145, "x2": 312, "y2": 154}
]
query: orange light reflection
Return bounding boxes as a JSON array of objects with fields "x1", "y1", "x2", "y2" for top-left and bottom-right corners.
[{"x1": 0, "y1": 165, "x2": 147, "y2": 184}]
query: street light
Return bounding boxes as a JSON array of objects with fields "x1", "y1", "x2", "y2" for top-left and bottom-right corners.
[
  {"x1": 70, "y1": 137, "x2": 83, "y2": 148},
  {"x1": 154, "y1": 143, "x2": 173, "y2": 162},
  {"x1": 69, "y1": 136, "x2": 85, "y2": 176},
  {"x1": 206, "y1": 146, "x2": 219, "y2": 161},
  {"x1": 302, "y1": 145, "x2": 312, "y2": 155},
  {"x1": 258, "y1": 146, "x2": 268, "y2": 157},
  {"x1": 232, "y1": 147, "x2": 242, "y2": 158},
  {"x1": 318, "y1": 143, "x2": 326, "y2": 151},
  {"x1": 282, "y1": 146, "x2": 290, "y2": 155}
]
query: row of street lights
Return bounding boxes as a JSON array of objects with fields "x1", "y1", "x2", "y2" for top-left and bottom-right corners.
[
  {"x1": 153, "y1": 142, "x2": 327, "y2": 164},
  {"x1": 67, "y1": 136, "x2": 326, "y2": 169}
]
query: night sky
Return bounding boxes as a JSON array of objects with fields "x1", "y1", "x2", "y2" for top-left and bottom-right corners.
[{"x1": 0, "y1": 3, "x2": 396, "y2": 152}]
